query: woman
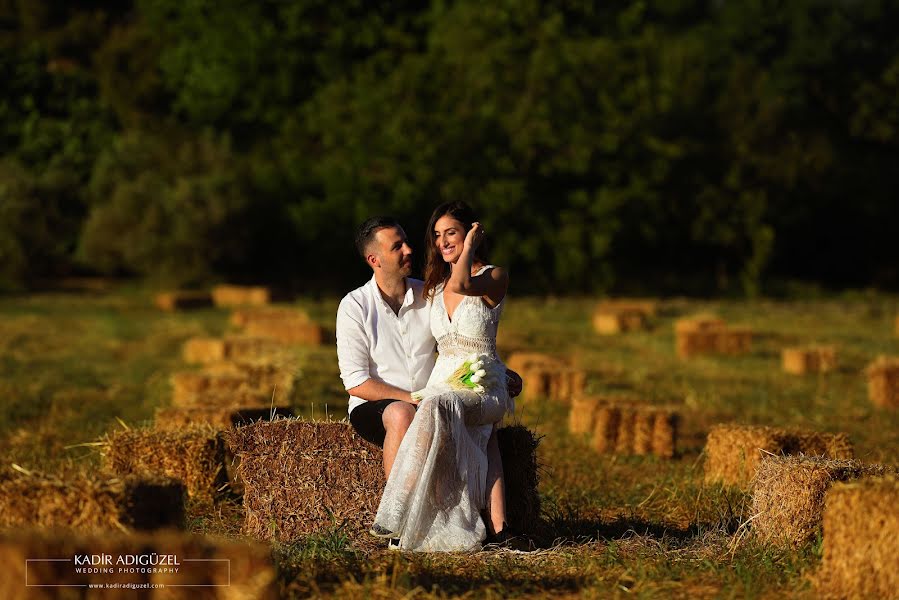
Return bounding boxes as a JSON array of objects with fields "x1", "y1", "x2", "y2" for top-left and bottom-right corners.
[{"x1": 370, "y1": 201, "x2": 513, "y2": 551}]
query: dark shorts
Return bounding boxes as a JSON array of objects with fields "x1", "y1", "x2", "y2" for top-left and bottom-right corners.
[{"x1": 349, "y1": 399, "x2": 406, "y2": 448}]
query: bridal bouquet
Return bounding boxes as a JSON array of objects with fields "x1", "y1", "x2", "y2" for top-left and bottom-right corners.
[{"x1": 412, "y1": 353, "x2": 500, "y2": 401}]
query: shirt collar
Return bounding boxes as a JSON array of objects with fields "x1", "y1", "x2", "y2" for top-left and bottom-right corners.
[{"x1": 369, "y1": 275, "x2": 415, "y2": 312}]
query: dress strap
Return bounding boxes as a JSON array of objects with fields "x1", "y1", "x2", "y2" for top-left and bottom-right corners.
[{"x1": 474, "y1": 264, "x2": 495, "y2": 276}]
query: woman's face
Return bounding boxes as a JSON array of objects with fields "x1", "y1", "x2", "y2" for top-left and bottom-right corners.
[{"x1": 433, "y1": 214, "x2": 467, "y2": 264}]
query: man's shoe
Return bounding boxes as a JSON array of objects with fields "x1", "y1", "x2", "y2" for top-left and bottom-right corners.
[
  {"x1": 387, "y1": 538, "x2": 401, "y2": 551},
  {"x1": 369, "y1": 523, "x2": 395, "y2": 539}
]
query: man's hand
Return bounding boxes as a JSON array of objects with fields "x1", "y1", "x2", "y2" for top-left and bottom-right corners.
[{"x1": 505, "y1": 368, "x2": 523, "y2": 398}]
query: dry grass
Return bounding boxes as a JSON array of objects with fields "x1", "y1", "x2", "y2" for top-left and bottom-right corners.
[{"x1": 3, "y1": 291, "x2": 899, "y2": 598}]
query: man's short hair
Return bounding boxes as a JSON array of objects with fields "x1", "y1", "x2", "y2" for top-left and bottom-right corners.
[{"x1": 355, "y1": 216, "x2": 401, "y2": 259}]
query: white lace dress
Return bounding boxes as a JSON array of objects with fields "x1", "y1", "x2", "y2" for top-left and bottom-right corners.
[{"x1": 372, "y1": 266, "x2": 512, "y2": 551}]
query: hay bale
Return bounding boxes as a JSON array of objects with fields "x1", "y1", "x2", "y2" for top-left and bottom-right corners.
[
  {"x1": 154, "y1": 406, "x2": 294, "y2": 430},
  {"x1": 212, "y1": 284, "x2": 273, "y2": 307},
  {"x1": 549, "y1": 367, "x2": 586, "y2": 404},
  {"x1": 154, "y1": 291, "x2": 213, "y2": 311},
  {"x1": 588, "y1": 401, "x2": 678, "y2": 458},
  {"x1": 632, "y1": 409, "x2": 655, "y2": 455},
  {"x1": 596, "y1": 299, "x2": 658, "y2": 319},
  {"x1": 182, "y1": 335, "x2": 285, "y2": 364},
  {"x1": 0, "y1": 469, "x2": 184, "y2": 532},
  {"x1": 592, "y1": 405, "x2": 621, "y2": 454},
  {"x1": 717, "y1": 326, "x2": 753, "y2": 354},
  {"x1": 226, "y1": 420, "x2": 384, "y2": 543},
  {"x1": 0, "y1": 529, "x2": 277, "y2": 599},
  {"x1": 652, "y1": 411, "x2": 677, "y2": 459},
  {"x1": 816, "y1": 476, "x2": 899, "y2": 598},
  {"x1": 782, "y1": 346, "x2": 838, "y2": 375},
  {"x1": 674, "y1": 315, "x2": 726, "y2": 359},
  {"x1": 704, "y1": 424, "x2": 855, "y2": 489},
  {"x1": 592, "y1": 309, "x2": 647, "y2": 335},
  {"x1": 231, "y1": 307, "x2": 323, "y2": 345},
  {"x1": 751, "y1": 456, "x2": 894, "y2": 547},
  {"x1": 865, "y1": 355, "x2": 899, "y2": 408},
  {"x1": 227, "y1": 420, "x2": 541, "y2": 543},
  {"x1": 568, "y1": 394, "x2": 604, "y2": 435},
  {"x1": 506, "y1": 352, "x2": 584, "y2": 403},
  {"x1": 102, "y1": 427, "x2": 228, "y2": 499},
  {"x1": 615, "y1": 409, "x2": 637, "y2": 454},
  {"x1": 496, "y1": 425, "x2": 541, "y2": 536},
  {"x1": 171, "y1": 362, "x2": 298, "y2": 407}
]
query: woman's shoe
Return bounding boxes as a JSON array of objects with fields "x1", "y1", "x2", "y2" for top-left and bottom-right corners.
[
  {"x1": 484, "y1": 526, "x2": 529, "y2": 551},
  {"x1": 369, "y1": 523, "x2": 396, "y2": 539}
]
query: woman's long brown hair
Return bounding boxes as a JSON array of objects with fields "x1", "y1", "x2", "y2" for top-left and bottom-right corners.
[{"x1": 422, "y1": 201, "x2": 489, "y2": 300}]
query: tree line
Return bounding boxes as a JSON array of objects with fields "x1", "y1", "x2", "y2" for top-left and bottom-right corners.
[{"x1": 2, "y1": 0, "x2": 898, "y2": 295}]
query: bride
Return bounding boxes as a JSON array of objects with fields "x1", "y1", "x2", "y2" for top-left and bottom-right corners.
[{"x1": 370, "y1": 201, "x2": 513, "y2": 551}]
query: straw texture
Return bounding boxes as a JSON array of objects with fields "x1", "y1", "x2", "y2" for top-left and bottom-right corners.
[
  {"x1": 865, "y1": 355, "x2": 899, "y2": 408},
  {"x1": 101, "y1": 426, "x2": 228, "y2": 499},
  {"x1": 781, "y1": 346, "x2": 838, "y2": 375},
  {"x1": 750, "y1": 455, "x2": 893, "y2": 547},
  {"x1": 815, "y1": 476, "x2": 899, "y2": 598},
  {"x1": 704, "y1": 424, "x2": 855, "y2": 488},
  {"x1": 0, "y1": 468, "x2": 184, "y2": 533}
]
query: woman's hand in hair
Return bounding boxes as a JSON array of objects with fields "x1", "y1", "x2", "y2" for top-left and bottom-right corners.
[{"x1": 463, "y1": 222, "x2": 486, "y2": 252}]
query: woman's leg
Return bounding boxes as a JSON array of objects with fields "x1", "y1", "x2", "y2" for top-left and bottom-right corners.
[{"x1": 485, "y1": 425, "x2": 507, "y2": 535}]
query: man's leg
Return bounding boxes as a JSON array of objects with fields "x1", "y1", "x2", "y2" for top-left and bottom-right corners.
[
  {"x1": 381, "y1": 401, "x2": 416, "y2": 478},
  {"x1": 485, "y1": 427, "x2": 507, "y2": 535}
]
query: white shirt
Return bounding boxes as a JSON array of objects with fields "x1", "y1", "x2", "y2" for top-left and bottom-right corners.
[{"x1": 336, "y1": 275, "x2": 436, "y2": 414}]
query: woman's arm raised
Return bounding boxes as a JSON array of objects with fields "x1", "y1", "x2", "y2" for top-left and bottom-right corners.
[{"x1": 446, "y1": 222, "x2": 508, "y2": 306}]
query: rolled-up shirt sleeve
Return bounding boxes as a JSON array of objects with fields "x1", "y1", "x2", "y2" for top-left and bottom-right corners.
[{"x1": 336, "y1": 297, "x2": 371, "y2": 391}]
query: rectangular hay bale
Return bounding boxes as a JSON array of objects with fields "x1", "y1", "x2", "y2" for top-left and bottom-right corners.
[
  {"x1": 183, "y1": 335, "x2": 286, "y2": 364},
  {"x1": 782, "y1": 346, "x2": 838, "y2": 375},
  {"x1": 592, "y1": 309, "x2": 647, "y2": 335},
  {"x1": 227, "y1": 420, "x2": 541, "y2": 543},
  {"x1": 865, "y1": 356, "x2": 899, "y2": 408},
  {"x1": 816, "y1": 476, "x2": 899, "y2": 598},
  {"x1": 101, "y1": 427, "x2": 228, "y2": 499},
  {"x1": 751, "y1": 456, "x2": 894, "y2": 547},
  {"x1": 704, "y1": 424, "x2": 855, "y2": 489},
  {"x1": 212, "y1": 284, "x2": 273, "y2": 307},
  {"x1": 0, "y1": 469, "x2": 184, "y2": 533},
  {"x1": 568, "y1": 395, "x2": 604, "y2": 435},
  {"x1": 171, "y1": 362, "x2": 298, "y2": 407},
  {"x1": 592, "y1": 405, "x2": 621, "y2": 454}
]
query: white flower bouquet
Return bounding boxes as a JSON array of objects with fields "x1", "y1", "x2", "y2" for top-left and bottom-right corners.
[{"x1": 412, "y1": 353, "x2": 501, "y2": 401}]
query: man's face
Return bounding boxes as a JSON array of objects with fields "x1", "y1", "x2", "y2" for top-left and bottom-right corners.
[{"x1": 369, "y1": 226, "x2": 413, "y2": 278}]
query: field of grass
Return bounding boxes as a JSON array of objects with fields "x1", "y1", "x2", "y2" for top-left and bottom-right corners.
[{"x1": 1, "y1": 287, "x2": 897, "y2": 598}]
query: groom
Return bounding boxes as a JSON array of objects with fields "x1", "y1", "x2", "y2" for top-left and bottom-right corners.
[{"x1": 335, "y1": 216, "x2": 522, "y2": 540}]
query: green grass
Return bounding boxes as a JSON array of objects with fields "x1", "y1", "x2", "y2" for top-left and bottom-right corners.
[{"x1": 1, "y1": 288, "x2": 898, "y2": 597}]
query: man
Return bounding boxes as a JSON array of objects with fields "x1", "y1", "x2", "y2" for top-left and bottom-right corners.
[{"x1": 336, "y1": 216, "x2": 522, "y2": 545}]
